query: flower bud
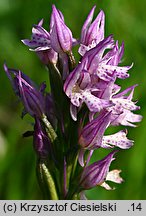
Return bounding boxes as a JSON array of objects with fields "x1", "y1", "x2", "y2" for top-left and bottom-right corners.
[
  {"x1": 79, "y1": 111, "x2": 111, "y2": 150},
  {"x1": 80, "y1": 150, "x2": 117, "y2": 189},
  {"x1": 50, "y1": 5, "x2": 73, "y2": 53},
  {"x1": 4, "y1": 64, "x2": 45, "y2": 118},
  {"x1": 79, "y1": 6, "x2": 105, "y2": 56}
]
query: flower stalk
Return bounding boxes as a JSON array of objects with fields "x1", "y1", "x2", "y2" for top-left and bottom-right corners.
[{"x1": 37, "y1": 162, "x2": 59, "y2": 200}]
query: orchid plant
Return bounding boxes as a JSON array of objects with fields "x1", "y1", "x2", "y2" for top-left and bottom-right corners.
[{"x1": 4, "y1": 5, "x2": 142, "y2": 200}]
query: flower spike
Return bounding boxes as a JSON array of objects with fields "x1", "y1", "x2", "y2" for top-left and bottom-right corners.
[{"x1": 4, "y1": 4, "x2": 142, "y2": 200}]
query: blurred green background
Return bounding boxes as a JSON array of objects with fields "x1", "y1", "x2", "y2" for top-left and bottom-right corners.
[{"x1": 0, "y1": 0, "x2": 145, "y2": 200}]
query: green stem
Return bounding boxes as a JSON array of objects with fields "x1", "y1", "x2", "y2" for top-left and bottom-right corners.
[
  {"x1": 38, "y1": 162, "x2": 59, "y2": 200},
  {"x1": 65, "y1": 149, "x2": 80, "y2": 199},
  {"x1": 42, "y1": 114, "x2": 57, "y2": 143},
  {"x1": 70, "y1": 150, "x2": 79, "y2": 181}
]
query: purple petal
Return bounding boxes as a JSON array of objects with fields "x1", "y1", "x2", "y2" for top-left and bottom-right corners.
[
  {"x1": 118, "y1": 41, "x2": 125, "y2": 63},
  {"x1": 113, "y1": 84, "x2": 138, "y2": 99},
  {"x1": 80, "y1": 150, "x2": 117, "y2": 189},
  {"x1": 99, "y1": 64, "x2": 132, "y2": 80},
  {"x1": 81, "y1": 90, "x2": 112, "y2": 112},
  {"x1": 78, "y1": 70, "x2": 91, "y2": 89},
  {"x1": 79, "y1": 111, "x2": 112, "y2": 149},
  {"x1": 21, "y1": 39, "x2": 38, "y2": 48},
  {"x1": 38, "y1": 19, "x2": 44, "y2": 26},
  {"x1": 81, "y1": 6, "x2": 96, "y2": 42},
  {"x1": 85, "y1": 35, "x2": 114, "y2": 67},
  {"x1": 64, "y1": 61, "x2": 84, "y2": 97},
  {"x1": 112, "y1": 98, "x2": 140, "y2": 111},
  {"x1": 5, "y1": 65, "x2": 45, "y2": 118},
  {"x1": 22, "y1": 21, "x2": 50, "y2": 51},
  {"x1": 103, "y1": 41, "x2": 124, "y2": 66},
  {"x1": 85, "y1": 10, "x2": 105, "y2": 45},
  {"x1": 110, "y1": 110, "x2": 142, "y2": 127},
  {"x1": 125, "y1": 111, "x2": 143, "y2": 123},
  {"x1": 102, "y1": 130, "x2": 134, "y2": 149},
  {"x1": 50, "y1": 5, "x2": 72, "y2": 53},
  {"x1": 32, "y1": 25, "x2": 50, "y2": 38},
  {"x1": 50, "y1": 6, "x2": 64, "y2": 30},
  {"x1": 79, "y1": 6, "x2": 105, "y2": 56}
]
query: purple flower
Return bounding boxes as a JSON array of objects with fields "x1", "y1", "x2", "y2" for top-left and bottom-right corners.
[
  {"x1": 79, "y1": 6, "x2": 105, "y2": 56},
  {"x1": 22, "y1": 19, "x2": 50, "y2": 51},
  {"x1": 50, "y1": 5, "x2": 73, "y2": 53},
  {"x1": 79, "y1": 111, "x2": 111, "y2": 150},
  {"x1": 108, "y1": 85, "x2": 142, "y2": 127},
  {"x1": 79, "y1": 114, "x2": 133, "y2": 151},
  {"x1": 64, "y1": 36, "x2": 133, "y2": 120},
  {"x1": 64, "y1": 57, "x2": 112, "y2": 119},
  {"x1": 4, "y1": 64, "x2": 45, "y2": 118},
  {"x1": 33, "y1": 118, "x2": 50, "y2": 158},
  {"x1": 22, "y1": 19, "x2": 58, "y2": 64},
  {"x1": 83, "y1": 37, "x2": 132, "y2": 81},
  {"x1": 79, "y1": 150, "x2": 117, "y2": 190}
]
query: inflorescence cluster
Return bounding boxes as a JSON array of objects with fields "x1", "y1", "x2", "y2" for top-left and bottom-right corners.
[{"x1": 4, "y1": 5, "x2": 142, "y2": 199}]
